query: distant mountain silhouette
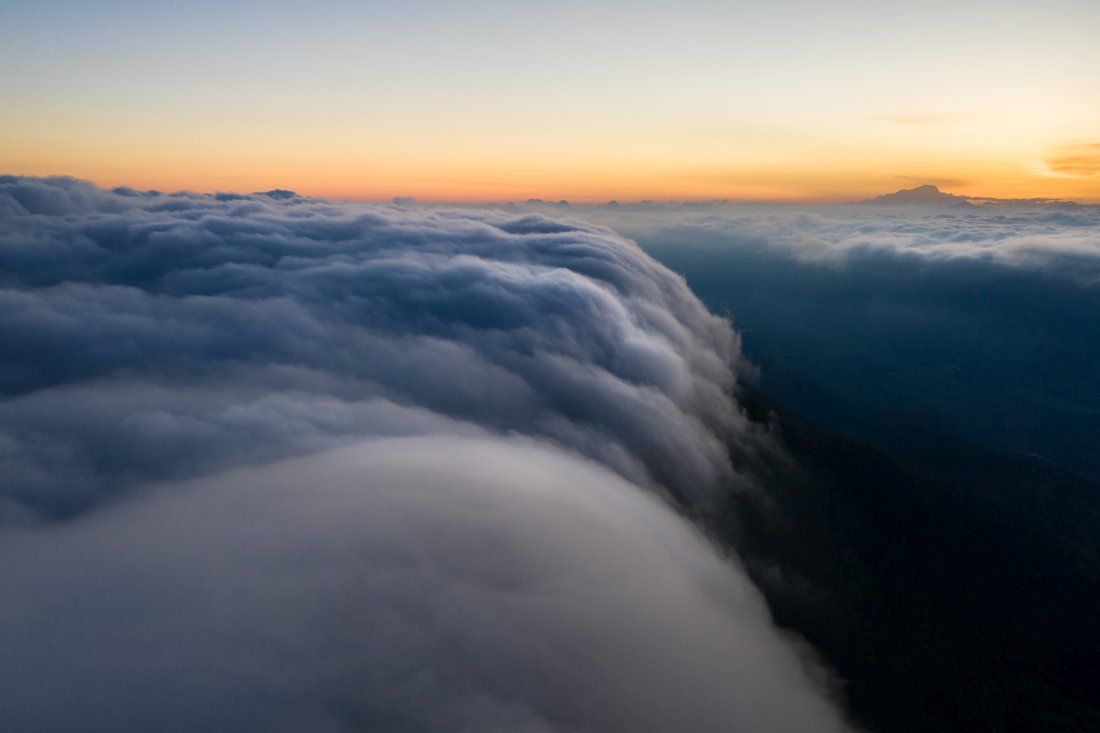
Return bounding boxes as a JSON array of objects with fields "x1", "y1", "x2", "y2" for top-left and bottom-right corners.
[
  {"x1": 863, "y1": 184, "x2": 974, "y2": 206},
  {"x1": 259, "y1": 188, "x2": 298, "y2": 200}
]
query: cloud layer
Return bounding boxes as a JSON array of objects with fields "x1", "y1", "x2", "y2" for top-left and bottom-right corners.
[
  {"x1": 0, "y1": 435, "x2": 844, "y2": 733},
  {"x1": 0, "y1": 176, "x2": 756, "y2": 521},
  {"x1": 568, "y1": 198, "x2": 1100, "y2": 279},
  {"x1": 551, "y1": 199, "x2": 1100, "y2": 478},
  {"x1": 0, "y1": 177, "x2": 845, "y2": 731}
]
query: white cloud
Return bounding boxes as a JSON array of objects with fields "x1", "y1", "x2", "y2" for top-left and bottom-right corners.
[{"x1": 0, "y1": 177, "x2": 847, "y2": 732}]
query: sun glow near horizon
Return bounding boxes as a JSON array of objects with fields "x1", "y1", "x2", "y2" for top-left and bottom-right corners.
[{"x1": 2, "y1": 0, "x2": 1098, "y2": 203}]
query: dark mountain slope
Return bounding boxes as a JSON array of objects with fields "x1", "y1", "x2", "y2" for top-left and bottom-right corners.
[{"x1": 723, "y1": 383, "x2": 1100, "y2": 733}]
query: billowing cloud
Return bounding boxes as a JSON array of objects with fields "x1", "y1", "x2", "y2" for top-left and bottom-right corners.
[
  {"x1": 0, "y1": 176, "x2": 847, "y2": 731},
  {"x1": 0, "y1": 176, "x2": 757, "y2": 519},
  {"x1": 0, "y1": 435, "x2": 845, "y2": 733}
]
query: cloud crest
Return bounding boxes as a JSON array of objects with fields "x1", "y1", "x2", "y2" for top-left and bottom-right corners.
[{"x1": 0, "y1": 176, "x2": 755, "y2": 519}]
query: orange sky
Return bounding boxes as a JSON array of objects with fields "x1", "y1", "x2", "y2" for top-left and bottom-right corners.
[{"x1": 2, "y1": 0, "x2": 1098, "y2": 203}]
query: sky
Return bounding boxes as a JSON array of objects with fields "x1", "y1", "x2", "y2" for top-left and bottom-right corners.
[{"x1": 2, "y1": 0, "x2": 1099, "y2": 202}]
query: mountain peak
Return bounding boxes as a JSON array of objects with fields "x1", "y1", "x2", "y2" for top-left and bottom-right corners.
[{"x1": 864, "y1": 184, "x2": 973, "y2": 206}]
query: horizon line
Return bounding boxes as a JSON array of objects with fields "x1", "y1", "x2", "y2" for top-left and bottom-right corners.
[{"x1": 5, "y1": 173, "x2": 1095, "y2": 207}]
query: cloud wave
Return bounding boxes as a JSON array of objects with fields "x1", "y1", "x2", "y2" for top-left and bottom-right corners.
[
  {"x1": 0, "y1": 176, "x2": 846, "y2": 732},
  {"x1": 0, "y1": 176, "x2": 756, "y2": 520}
]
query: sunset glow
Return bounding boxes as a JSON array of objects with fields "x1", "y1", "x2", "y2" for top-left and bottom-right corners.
[{"x1": 3, "y1": 0, "x2": 1098, "y2": 201}]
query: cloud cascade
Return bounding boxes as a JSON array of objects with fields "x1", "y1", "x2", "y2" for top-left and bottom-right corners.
[
  {"x1": 0, "y1": 177, "x2": 846, "y2": 732},
  {"x1": 0, "y1": 176, "x2": 756, "y2": 520}
]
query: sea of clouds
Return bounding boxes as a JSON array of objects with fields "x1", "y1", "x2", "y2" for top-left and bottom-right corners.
[
  {"x1": 0, "y1": 176, "x2": 849, "y2": 732},
  {"x1": 536, "y1": 198, "x2": 1100, "y2": 478},
  {"x1": 549, "y1": 198, "x2": 1100, "y2": 277}
]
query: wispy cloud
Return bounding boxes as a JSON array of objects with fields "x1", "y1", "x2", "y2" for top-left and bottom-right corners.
[{"x1": 1045, "y1": 142, "x2": 1100, "y2": 177}]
